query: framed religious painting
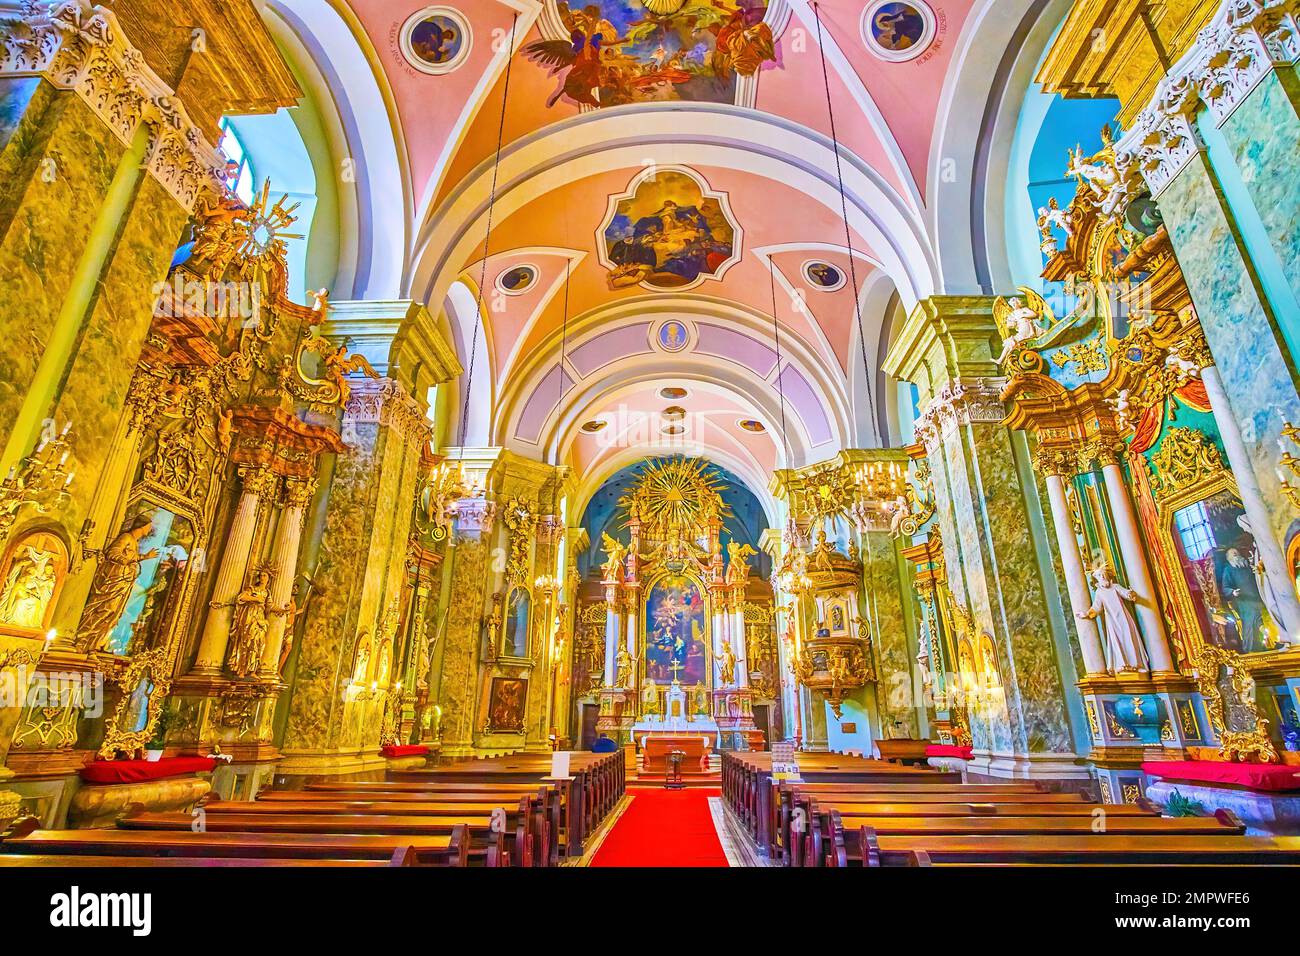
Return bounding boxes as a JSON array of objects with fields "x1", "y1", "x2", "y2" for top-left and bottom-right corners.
[
  {"x1": 0, "y1": 529, "x2": 69, "y2": 638},
  {"x1": 77, "y1": 495, "x2": 200, "y2": 660},
  {"x1": 501, "y1": 585, "x2": 532, "y2": 660},
  {"x1": 98, "y1": 646, "x2": 171, "y2": 758},
  {"x1": 486, "y1": 676, "x2": 526, "y2": 733},
  {"x1": 1151, "y1": 429, "x2": 1288, "y2": 659}
]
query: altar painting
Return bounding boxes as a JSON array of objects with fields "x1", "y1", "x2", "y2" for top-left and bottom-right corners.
[
  {"x1": 100, "y1": 502, "x2": 195, "y2": 657},
  {"x1": 645, "y1": 574, "x2": 708, "y2": 685}
]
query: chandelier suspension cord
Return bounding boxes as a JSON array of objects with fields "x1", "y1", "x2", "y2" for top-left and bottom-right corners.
[
  {"x1": 767, "y1": 256, "x2": 793, "y2": 470},
  {"x1": 811, "y1": 2, "x2": 879, "y2": 439},
  {"x1": 556, "y1": 255, "x2": 572, "y2": 459},
  {"x1": 753, "y1": 46, "x2": 794, "y2": 475},
  {"x1": 457, "y1": 12, "x2": 519, "y2": 454}
]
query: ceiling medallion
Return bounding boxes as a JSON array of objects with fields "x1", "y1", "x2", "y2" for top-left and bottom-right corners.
[
  {"x1": 599, "y1": 165, "x2": 742, "y2": 292},
  {"x1": 738, "y1": 419, "x2": 766, "y2": 433},
  {"x1": 662, "y1": 406, "x2": 687, "y2": 420},
  {"x1": 496, "y1": 264, "x2": 538, "y2": 296},
  {"x1": 861, "y1": 1, "x2": 937, "y2": 63},
  {"x1": 581, "y1": 420, "x2": 608, "y2": 434},
  {"x1": 660, "y1": 387, "x2": 689, "y2": 401},
  {"x1": 802, "y1": 260, "x2": 846, "y2": 292},
  {"x1": 653, "y1": 318, "x2": 693, "y2": 353},
  {"x1": 400, "y1": 6, "x2": 472, "y2": 76}
]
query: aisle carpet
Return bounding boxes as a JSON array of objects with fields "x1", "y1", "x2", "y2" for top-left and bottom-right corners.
[{"x1": 589, "y1": 787, "x2": 729, "y2": 867}]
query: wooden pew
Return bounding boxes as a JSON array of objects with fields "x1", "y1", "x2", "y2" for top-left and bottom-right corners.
[
  {"x1": 0, "y1": 820, "x2": 471, "y2": 867},
  {"x1": 873, "y1": 739, "x2": 932, "y2": 765},
  {"x1": 220, "y1": 790, "x2": 563, "y2": 867},
  {"x1": 0, "y1": 854, "x2": 390, "y2": 867},
  {"x1": 854, "y1": 828, "x2": 1300, "y2": 866},
  {"x1": 123, "y1": 803, "x2": 530, "y2": 866}
]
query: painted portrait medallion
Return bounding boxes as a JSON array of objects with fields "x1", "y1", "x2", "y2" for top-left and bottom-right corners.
[
  {"x1": 803, "y1": 260, "x2": 845, "y2": 291},
  {"x1": 861, "y1": 0, "x2": 936, "y2": 62},
  {"x1": 496, "y1": 264, "x2": 538, "y2": 295},
  {"x1": 656, "y1": 319, "x2": 691, "y2": 352},
  {"x1": 401, "y1": 7, "x2": 471, "y2": 75}
]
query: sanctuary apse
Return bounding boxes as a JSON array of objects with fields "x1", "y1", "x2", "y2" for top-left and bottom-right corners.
[{"x1": 0, "y1": 0, "x2": 1298, "y2": 874}]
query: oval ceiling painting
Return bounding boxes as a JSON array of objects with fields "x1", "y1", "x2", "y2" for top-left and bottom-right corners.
[
  {"x1": 600, "y1": 166, "x2": 741, "y2": 291},
  {"x1": 522, "y1": 0, "x2": 777, "y2": 109}
]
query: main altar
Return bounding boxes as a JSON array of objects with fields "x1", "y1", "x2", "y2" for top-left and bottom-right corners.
[{"x1": 591, "y1": 458, "x2": 760, "y2": 750}]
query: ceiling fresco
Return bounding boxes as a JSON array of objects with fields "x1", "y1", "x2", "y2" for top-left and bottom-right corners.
[{"x1": 522, "y1": 0, "x2": 777, "y2": 108}]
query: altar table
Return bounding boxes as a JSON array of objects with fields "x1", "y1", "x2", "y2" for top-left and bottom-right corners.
[{"x1": 640, "y1": 735, "x2": 711, "y2": 774}]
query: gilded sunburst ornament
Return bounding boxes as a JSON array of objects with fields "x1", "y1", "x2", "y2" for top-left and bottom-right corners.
[{"x1": 618, "y1": 457, "x2": 732, "y2": 541}]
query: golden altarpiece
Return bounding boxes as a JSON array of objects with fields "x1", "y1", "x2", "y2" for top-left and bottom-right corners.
[{"x1": 993, "y1": 120, "x2": 1300, "y2": 799}]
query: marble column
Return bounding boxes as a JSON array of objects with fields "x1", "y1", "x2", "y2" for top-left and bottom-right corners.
[
  {"x1": 1203, "y1": 363, "x2": 1300, "y2": 634},
  {"x1": 884, "y1": 297, "x2": 1084, "y2": 778},
  {"x1": 732, "y1": 599, "x2": 749, "y2": 688},
  {"x1": 1040, "y1": 464, "x2": 1106, "y2": 675},
  {"x1": 603, "y1": 594, "x2": 620, "y2": 686},
  {"x1": 1099, "y1": 455, "x2": 1176, "y2": 674},
  {"x1": 194, "y1": 467, "x2": 277, "y2": 673},
  {"x1": 261, "y1": 478, "x2": 315, "y2": 676}
]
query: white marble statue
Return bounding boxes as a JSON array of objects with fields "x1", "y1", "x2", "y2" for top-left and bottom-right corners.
[
  {"x1": 1077, "y1": 565, "x2": 1150, "y2": 673},
  {"x1": 996, "y1": 297, "x2": 1048, "y2": 366}
]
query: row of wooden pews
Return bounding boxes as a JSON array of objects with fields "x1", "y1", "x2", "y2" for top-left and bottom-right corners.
[
  {"x1": 722, "y1": 751, "x2": 1300, "y2": 866},
  {"x1": 0, "y1": 751, "x2": 625, "y2": 868}
]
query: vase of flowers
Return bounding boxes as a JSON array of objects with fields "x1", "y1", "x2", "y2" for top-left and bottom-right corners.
[{"x1": 144, "y1": 711, "x2": 171, "y2": 762}]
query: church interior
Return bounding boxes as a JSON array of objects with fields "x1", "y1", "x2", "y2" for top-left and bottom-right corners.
[{"x1": 1, "y1": 0, "x2": 1300, "y2": 883}]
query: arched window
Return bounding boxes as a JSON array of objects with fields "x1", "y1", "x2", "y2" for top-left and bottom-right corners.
[{"x1": 218, "y1": 117, "x2": 255, "y2": 205}]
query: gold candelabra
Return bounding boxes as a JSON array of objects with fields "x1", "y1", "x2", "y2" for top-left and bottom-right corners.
[
  {"x1": 0, "y1": 422, "x2": 74, "y2": 543},
  {"x1": 417, "y1": 458, "x2": 482, "y2": 540}
]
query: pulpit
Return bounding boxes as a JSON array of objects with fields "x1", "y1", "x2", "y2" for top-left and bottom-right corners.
[{"x1": 640, "y1": 734, "x2": 711, "y2": 774}]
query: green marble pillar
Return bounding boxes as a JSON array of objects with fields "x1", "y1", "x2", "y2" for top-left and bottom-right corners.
[
  {"x1": 279, "y1": 379, "x2": 431, "y2": 774},
  {"x1": 859, "y1": 529, "x2": 921, "y2": 737},
  {"x1": 884, "y1": 297, "x2": 1085, "y2": 777}
]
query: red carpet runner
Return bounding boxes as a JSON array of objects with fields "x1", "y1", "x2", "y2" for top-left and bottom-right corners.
[{"x1": 590, "y1": 787, "x2": 729, "y2": 867}]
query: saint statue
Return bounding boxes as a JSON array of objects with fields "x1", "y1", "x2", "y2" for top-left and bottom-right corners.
[
  {"x1": 351, "y1": 630, "x2": 373, "y2": 685},
  {"x1": 228, "y1": 569, "x2": 272, "y2": 678},
  {"x1": 641, "y1": 677, "x2": 660, "y2": 716},
  {"x1": 615, "y1": 644, "x2": 633, "y2": 689},
  {"x1": 77, "y1": 519, "x2": 158, "y2": 652},
  {"x1": 719, "y1": 637, "x2": 737, "y2": 686},
  {"x1": 1077, "y1": 564, "x2": 1149, "y2": 673},
  {"x1": 0, "y1": 544, "x2": 58, "y2": 630}
]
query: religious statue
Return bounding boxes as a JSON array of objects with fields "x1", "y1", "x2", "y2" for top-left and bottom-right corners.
[
  {"x1": 641, "y1": 677, "x2": 660, "y2": 716},
  {"x1": 228, "y1": 568, "x2": 272, "y2": 678},
  {"x1": 887, "y1": 493, "x2": 911, "y2": 538},
  {"x1": 1076, "y1": 564, "x2": 1149, "y2": 673},
  {"x1": 724, "y1": 541, "x2": 757, "y2": 586},
  {"x1": 719, "y1": 637, "x2": 737, "y2": 686},
  {"x1": 1036, "y1": 196, "x2": 1072, "y2": 239},
  {"x1": 77, "y1": 518, "x2": 158, "y2": 652},
  {"x1": 351, "y1": 629, "x2": 373, "y2": 685},
  {"x1": 600, "y1": 532, "x2": 627, "y2": 583},
  {"x1": 0, "y1": 544, "x2": 58, "y2": 630},
  {"x1": 276, "y1": 581, "x2": 304, "y2": 675},
  {"x1": 615, "y1": 643, "x2": 633, "y2": 689},
  {"x1": 994, "y1": 295, "x2": 1049, "y2": 366}
]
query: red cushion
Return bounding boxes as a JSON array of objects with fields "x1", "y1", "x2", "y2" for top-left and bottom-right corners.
[
  {"x1": 79, "y1": 757, "x2": 218, "y2": 785},
  {"x1": 380, "y1": 745, "x2": 429, "y2": 758},
  {"x1": 926, "y1": 744, "x2": 973, "y2": 760},
  {"x1": 1142, "y1": 760, "x2": 1300, "y2": 792}
]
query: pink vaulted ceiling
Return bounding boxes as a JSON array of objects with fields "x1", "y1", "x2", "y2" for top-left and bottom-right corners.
[
  {"x1": 341, "y1": 1, "x2": 977, "y2": 219},
  {"x1": 466, "y1": 166, "x2": 878, "y2": 381}
]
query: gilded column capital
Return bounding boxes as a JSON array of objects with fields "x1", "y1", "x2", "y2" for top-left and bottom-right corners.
[
  {"x1": 283, "y1": 477, "x2": 318, "y2": 510},
  {"x1": 452, "y1": 497, "x2": 496, "y2": 539},
  {"x1": 239, "y1": 466, "x2": 279, "y2": 502},
  {"x1": 1033, "y1": 446, "x2": 1077, "y2": 479}
]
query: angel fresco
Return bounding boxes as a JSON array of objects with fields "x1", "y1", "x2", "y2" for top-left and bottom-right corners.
[{"x1": 523, "y1": 0, "x2": 776, "y2": 110}]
